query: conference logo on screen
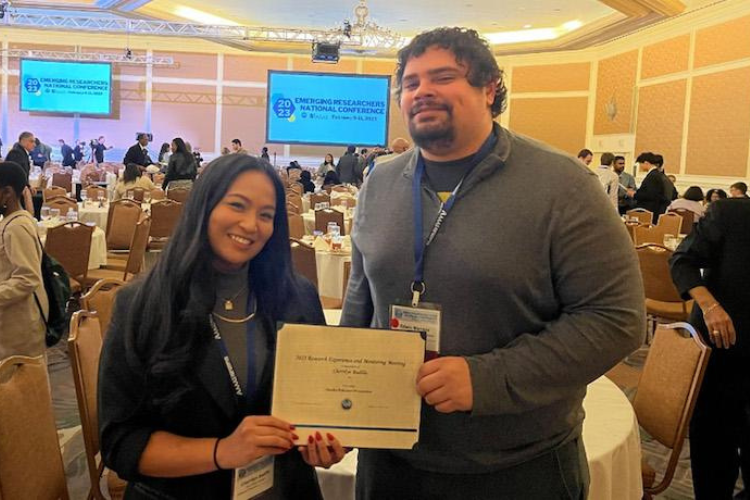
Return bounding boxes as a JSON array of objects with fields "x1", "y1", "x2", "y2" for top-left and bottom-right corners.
[
  {"x1": 272, "y1": 95, "x2": 296, "y2": 122},
  {"x1": 24, "y1": 77, "x2": 42, "y2": 96}
]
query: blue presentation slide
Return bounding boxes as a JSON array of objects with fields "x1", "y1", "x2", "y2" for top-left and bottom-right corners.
[
  {"x1": 266, "y1": 71, "x2": 390, "y2": 147},
  {"x1": 20, "y1": 59, "x2": 112, "y2": 115}
]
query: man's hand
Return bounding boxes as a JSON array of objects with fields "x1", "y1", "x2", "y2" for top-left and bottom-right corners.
[{"x1": 416, "y1": 357, "x2": 473, "y2": 413}]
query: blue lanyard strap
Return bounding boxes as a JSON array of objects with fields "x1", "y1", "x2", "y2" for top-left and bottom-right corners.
[
  {"x1": 209, "y1": 315, "x2": 257, "y2": 403},
  {"x1": 411, "y1": 132, "x2": 497, "y2": 304}
]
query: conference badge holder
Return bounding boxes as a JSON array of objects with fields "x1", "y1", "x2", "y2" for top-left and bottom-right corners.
[
  {"x1": 232, "y1": 456, "x2": 274, "y2": 500},
  {"x1": 389, "y1": 301, "x2": 441, "y2": 360}
]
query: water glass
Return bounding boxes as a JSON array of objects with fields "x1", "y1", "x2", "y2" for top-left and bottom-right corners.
[
  {"x1": 66, "y1": 211, "x2": 78, "y2": 222},
  {"x1": 80, "y1": 191, "x2": 88, "y2": 207},
  {"x1": 50, "y1": 208, "x2": 61, "y2": 221},
  {"x1": 144, "y1": 191, "x2": 152, "y2": 204},
  {"x1": 40, "y1": 206, "x2": 50, "y2": 221},
  {"x1": 327, "y1": 222, "x2": 340, "y2": 237}
]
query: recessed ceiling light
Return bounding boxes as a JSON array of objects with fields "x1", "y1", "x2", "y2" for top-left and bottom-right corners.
[{"x1": 523, "y1": 24, "x2": 532, "y2": 29}]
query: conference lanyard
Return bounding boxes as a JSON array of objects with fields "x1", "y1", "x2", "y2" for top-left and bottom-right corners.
[
  {"x1": 208, "y1": 315, "x2": 257, "y2": 404},
  {"x1": 411, "y1": 133, "x2": 497, "y2": 306}
]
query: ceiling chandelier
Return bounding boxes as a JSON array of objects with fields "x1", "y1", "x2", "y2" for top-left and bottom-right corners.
[{"x1": 321, "y1": 0, "x2": 407, "y2": 51}]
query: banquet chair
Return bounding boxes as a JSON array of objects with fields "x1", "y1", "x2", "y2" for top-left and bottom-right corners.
[
  {"x1": 624, "y1": 221, "x2": 640, "y2": 243},
  {"x1": 85, "y1": 186, "x2": 108, "y2": 202},
  {"x1": 626, "y1": 208, "x2": 654, "y2": 224},
  {"x1": 166, "y1": 187, "x2": 191, "y2": 203},
  {"x1": 656, "y1": 212, "x2": 682, "y2": 236},
  {"x1": 286, "y1": 192, "x2": 303, "y2": 211},
  {"x1": 106, "y1": 199, "x2": 141, "y2": 252},
  {"x1": 130, "y1": 187, "x2": 146, "y2": 202},
  {"x1": 0, "y1": 355, "x2": 70, "y2": 500},
  {"x1": 150, "y1": 188, "x2": 166, "y2": 201},
  {"x1": 331, "y1": 196, "x2": 356, "y2": 209},
  {"x1": 148, "y1": 200, "x2": 183, "y2": 251},
  {"x1": 45, "y1": 221, "x2": 94, "y2": 293},
  {"x1": 51, "y1": 172, "x2": 73, "y2": 193},
  {"x1": 46, "y1": 196, "x2": 78, "y2": 216},
  {"x1": 636, "y1": 244, "x2": 692, "y2": 322},
  {"x1": 80, "y1": 278, "x2": 125, "y2": 337},
  {"x1": 331, "y1": 185, "x2": 350, "y2": 193},
  {"x1": 289, "y1": 238, "x2": 341, "y2": 309},
  {"x1": 288, "y1": 214, "x2": 305, "y2": 240},
  {"x1": 309, "y1": 193, "x2": 330, "y2": 208},
  {"x1": 88, "y1": 217, "x2": 151, "y2": 285},
  {"x1": 43, "y1": 186, "x2": 67, "y2": 202},
  {"x1": 315, "y1": 209, "x2": 346, "y2": 236},
  {"x1": 286, "y1": 201, "x2": 300, "y2": 215},
  {"x1": 288, "y1": 184, "x2": 303, "y2": 196},
  {"x1": 668, "y1": 208, "x2": 695, "y2": 235},
  {"x1": 634, "y1": 224, "x2": 670, "y2": 246},
  {"x1": 633, "y1": 323, "x2": 710, "y2": 499},
  {"x1": 68, "y1": 311, "x2": 127, "y2": 500},
  {"x1": 342, "y1": 260, "x2": 351, "y2": 301}
]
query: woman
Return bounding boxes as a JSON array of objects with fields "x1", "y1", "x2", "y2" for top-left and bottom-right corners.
[
  {"x1": 99, "y1": 155, "x2": 346, "y2": 499},
  {"x1": 163, "y1": 138, "x2": 197, "y2": 191},
  {"x1": 299, "y1": 170, "x2": 315, "y2": 194},
  {"x1": 668, "y1": 186, "x2": 705, "y2": 219},
  {"x1": 0, "y1": 161, "x2": 48, "y2": 359},
  {"x1": 705, "y1": 188, "x2": 728, "y2": 205},
  {"x1": 322, "y1": 170, "x2": 341, "y2": 189},
  {"x1": 158, "y1": 142, "x2": 172, "y2": 165},
  {"x1": 316, "y1": 154, "x2": 335, "y2": 180},
  {"x1": 114, "y1": 163, "x2": 155, "y2": 201}
]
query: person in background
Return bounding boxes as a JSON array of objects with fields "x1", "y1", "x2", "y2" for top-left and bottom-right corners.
[
  {"x1": 31, "y1": 138, "x2": 48, "y2": 168},
  {"x1": 322, "y1": 170, "x2": 341, "y2": 188},
  {"x1": 113, "y1": 163, "x2": 156, "y2": 201},
  {"x1": 123, "y1": 133, "x2": 154, "y2": 170},
  {"x1": 5, "y1": 131, "x2": 35, "y2": 213},
  {"x1": 614, "y1": 155, "x2": 637, "y2": 215},
  {"x1": 335, "y1": 145, "x2": 359, "y2": 185},
  {"x1": 261, "y1": 147, "x2": 270, "y2": 161},
  {"x1": 59, "y1": 139, "x2": 76, "y2": 168},
  {"x1": 221, "y1": 147, "x2": 230, "y2": 156},
  {"x1": 0, "y1": 161, "x2": 48, "y2": 360},
  {"x1": 706, "y1": 188, "x2": 728, "y2": 205},
  {"x1": 317, "y1": 154, "x2": 336, "y2": 180},
  {"x1": 595, "y1": 152, "x2": 619, "y2": 210},
  {"x1": 99, "y1": 154, "x2": 344, "y2": 499},
  {"x1": 668, "y1": 186, "x2": 705, "y2": 219},
  {"x1": 299, "y1": 170, "x2": 315, "y2": 194},
  {"x1": 577, "y1": 148, "x2": 593, "y2": 166},
  {"x1": 230, "y1": 139, "x2": 249, "y2": 155},
  {"x1": 670, "y1": 197, "x2": 750, "y2": 500},
  {"x1": 73, "y1": 140, "x2": 86, "y2": 164},
  {"x1": 635, "y1": 151, "x2": 670, "y2": 223},
  {"x1": 729, "y1": 182, "x2": 748, "y2": 199},
  {"x1": 0, "y1": 137, "x2": 3, "y2": 157},
  {"x1": 163, "y1": 138, "x2": 197, "y2": 192},
  {"x1": 96, "y1": 136, "x2": 114, "y2": 164},
  {"x1": 158, "y1": 143, "x2": 171, "y2": 165}
]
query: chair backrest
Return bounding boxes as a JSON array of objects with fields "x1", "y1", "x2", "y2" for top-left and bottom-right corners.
[
  {"x1": 85, "y1": 186, "x2": 107, "y2": 202},
  {"x1": 626, "y1": 208, "x2": 653, "y2": 224},
  {"x1": 80, "y1": 279, "x2": 125, "y2": 337},
  {"x1": 0, "y1": 356, "x2": 69, "y2": 500},
  {"x1": 669, "y1": 208, "x2": 695, "y2": 235},
  {"x1": 309, "y1": 193, "x2": 330, "y2": 208},
  {"x1": 43, "y1": 186, "x2": 67, "y2": 202},
  {"x1": 286, "y1": 192, "x2": 303, "y2": 211},
  {"x1": 68, "y1": 311, "x2": 106, "y2": 499},
  {"x1": 290, "y1": 238, "x2": 318, "y2": 288},
  {"x1": 166, "y1": 187, "x2": 190, "y2": 203},
  {"x1": 633, "y1": 323, "x2": 711, "y2": 495},
  {"x1": 342, "y1": 260, "x2": 351, "y2": 300},
  {"x1": 331, "y1": 185, "x2": 350, "y2": 193},
  {"x1": 45, "y1": 196, "x2": 78, "y2": 216},
  {"x1": 45, "y1": 222, "x2": 94, "y2": 282},
  {"x1": 130, "y1": 187, "x2": 146, "y2": 202},
  {"x1": 624, "y1": 221, "x2": 640, "y2": 243},
  {"x1": 288, "y1": 184, "x2": 303, "y2": 196},
  {"x1": 635, "y1": 244, "x2": 683, "y2": 303},
  {"x1": 150, "y1": 188, "x2": 165, "y2": 201},
  {"x1": 51, "y1": 172, "x2": 72, "y2": 192},
  {"x1": 315, "y1": 209, "x2": 346, "y2": 236},
  {"x1": 288, "y1": 214, "x2": 305, "y2": 240},
  {"x1": 149, "y1": 200, "x2": 183, "y2": 239},
  {"x1": 331, "y1": 196, "x2": 357, "y2": 208},
  {"x1": 123, "y1": 216, "x2": 152, "y2": 278},
  {"x1": 153, "y1": 173, "x2": 165, "y2": 186},
  {"x1": 634, "y1": 223, "x2": 669, "y2": 246},
  {"x1": 657, "y1": 212, "x2": 682, "y2": 236},
  {"x1": 286, "y1": 201, "x2": 300, "y2": 215},
  {"x1": 106, "y1": 199, "x2": 141, "y2": 251}
]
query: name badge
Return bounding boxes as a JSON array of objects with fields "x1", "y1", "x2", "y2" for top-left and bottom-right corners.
[
  {"x1": 232, "y1": 456, "x2": 274, "y2": 500},
  {"x1": 389, "y1": 302, "x2": 441, "y2": 360}
]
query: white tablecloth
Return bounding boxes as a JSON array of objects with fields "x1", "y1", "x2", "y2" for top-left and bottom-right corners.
[
  {"x1": 301, "y1": 208, "x2": 353, "y2": 236},
  {"x1": 38, "y1": 222, "x2": 107, "y2": 270},
  {"x1": 316, "y1": 251, "x2": 352, "y2": 300},
  {"x1": 77, "y1": 202, "x2": 109, "y2": 229}
]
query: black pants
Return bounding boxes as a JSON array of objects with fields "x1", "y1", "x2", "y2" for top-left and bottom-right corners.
[
  {"x1": 356, "y1": 438, "x2": 589, "y2": 500},
  {"x1": 690, "y1": 352, "x2": 750, "y2": 499}
]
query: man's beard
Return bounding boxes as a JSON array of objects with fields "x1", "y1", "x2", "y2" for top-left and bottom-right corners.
[{"x1": 407, "y1": 101, "x2": 455, "y2": 152}]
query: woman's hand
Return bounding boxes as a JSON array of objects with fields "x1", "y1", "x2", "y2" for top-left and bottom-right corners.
[
  {"x1": 298, "y1": 431, "x2": 348, "y2": 469},
  {"x1": 704, "y1": 303, "x2": 737, "y2": 349},
  {"x1": 215, "y1": 416, "x2": 297, "y2": 469}
]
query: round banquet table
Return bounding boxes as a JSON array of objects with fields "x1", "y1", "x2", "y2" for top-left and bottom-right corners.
[
  {"x1": 76, "y1": 201, "x2": 150, "y2": 230},
  {"x1": 316, "y1": 250, "x2": 352, "y2": 300},
  {"x1": 301, "y1": 208, "x2": 353, "y2": 236},
  {"x1": 38, "y1": 221, "x2": 107, "y2": 270},
  {"x1": 314, "y1": 314, "x2": 643, "y2": 500}
]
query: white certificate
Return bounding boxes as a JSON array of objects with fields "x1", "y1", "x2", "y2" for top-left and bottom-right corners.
[{"x1": 272, "y1": 323, "x2": 424, "y2": 449}]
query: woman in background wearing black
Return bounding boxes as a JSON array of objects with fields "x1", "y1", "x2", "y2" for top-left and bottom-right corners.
[{"x1": 163, "y1": 137, "x2": 197, "y2": 191}]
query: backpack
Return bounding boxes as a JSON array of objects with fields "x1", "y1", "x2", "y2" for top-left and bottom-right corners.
[{"x1": 2, "y1": 213, "x2": 71, "y2": 346}]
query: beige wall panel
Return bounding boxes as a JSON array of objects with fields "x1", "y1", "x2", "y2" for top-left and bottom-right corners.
[
  {"x1": 634, "y1": 80, "x2": 687, "y2": 173},
  {"x1": 694, "y1": 15, "x2": 750, "y2": 69},
  {"x1": 594, "y1": 50, "x2": 638, "y2": 135},
  {"x1": 221, "y1": 86, "x2": 267, "y2": 155},
  {"x1": 686, "y1": 67, "x2": 750, "y2": 177},
  {"x1": 153, "y1": 51, "x2": 217, "y2": 79},
  {"x1": 511, "y1": 63, "x2": 591, "y2": 93},
  {"x1": 362, "y1": 60, "x2": 397, "y2": 76},
  {"x1": 508, "y1": 97, "x2": 589, "y2": 156},
  {"x1": 151, "y1": 83, "x2": 216, "y2": 153},
  {"x1": 290, "y1": 57, "x2": 358, "y2": 74},
  {"x1": 224, "y1": 55, "x2": 287, "y2": 82},
  {"x1": 641, "y1": 35, "x2": 690, "y2": 80}
]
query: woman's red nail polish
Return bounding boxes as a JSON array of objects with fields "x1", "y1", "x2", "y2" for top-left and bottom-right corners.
[
  {"x1": 327, "y1": 433, "x2": 335, "y2": 441},
  {"x1": 315, "y1": 431, "x2": 322, "y2": 441},
  {"x1": 289, "y1": 425, "x2": 296, "y2": 430},
  {"x1": 292, "y1": 433, "x2": 299, "y2": 440},
  {"x1": 308, "y1": 435, "x2": 314, "y2": 444}
]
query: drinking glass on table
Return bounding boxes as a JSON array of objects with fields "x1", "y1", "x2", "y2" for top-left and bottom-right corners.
[
  {"x1": 143, "y1": 191, "x2": 152, "y2": 204},
  {"x1": 66, "y1": 211, "x2": 78, "y2": 222},
  {"x1": 50, "y1": 208, "x2": 61, "y2": 222},
  {"x1": 40, "y1": 206, "x2": 50, "y2": 222},
  {"x1": 80, "y1": 191, "x2": 88, "y2": 208}
]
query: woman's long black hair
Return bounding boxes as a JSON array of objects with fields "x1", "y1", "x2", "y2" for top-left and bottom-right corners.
[{"x1": 123, "y1": 154, "x2": 295, "y2": 406}]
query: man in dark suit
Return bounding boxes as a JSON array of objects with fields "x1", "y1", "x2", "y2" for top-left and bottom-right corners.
[
  {"x1": 335, "y1": 145, "x2": 359, "y2": 185},
  {"x1": 670, "y1": 198, "x2": 750, "y2": 500},
  {"x1": 634, "y1": 151, "x2": 670, "y2": 223},
  {"x1": 59, "y1": 139, "x2": 76, "y2": 168},
  {"x1": 5, "y1": 131, "x2": 35, "y2": 182},
  {"x1": 123, "y1": 133, "x2": 154, "y2": 170}
]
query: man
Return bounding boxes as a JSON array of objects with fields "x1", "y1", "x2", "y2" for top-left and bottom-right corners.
[
  {"x1": 123, "y1": 133, "x2": 153, "y2": 169},
  {"x1": 261, "y1": 146, "x2": 270, "y2": 161},
  {"x1": 31, "y1": 138, "x2": 49, "y2": 168},
  {"x1": 73, "y1": 141, "x2": 86, "y2": 163},
  {"x1": 341, "y1": 27, "x2": 644, "y2": 499},
  {"x1": 634, "y1": 151, "x2": 670, "y2": 223},
  {"x1": 335, "y1": 145, "x2": 359, "y2": 185},
  {"x1": 670, "y1": 198, "x2": 750, "y2": 499},
  {"x1": 230, "y1": 139, "x2": 249, "y2": 155},
  {"x1": 614, "y1": 155, "x2": 637, "y2": 215},
  {"x1": 595, "y1": 152, "x2": 619, "y2": 210},
  {"x1": 59, "y1": 139, "x2": 76, "y2": 168},
  {"x1": 729, "y1": 181, "x2": 748, "y2": 198},
  {"x1": 94, "y1": 135, "x2": 113, "y2": 164},
  {"x1": 4, "y1": 131, "x2": 36, "y2": 213},
  {"x1": 577, "y1": 148, "x2": 593, "y2": 166}
]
